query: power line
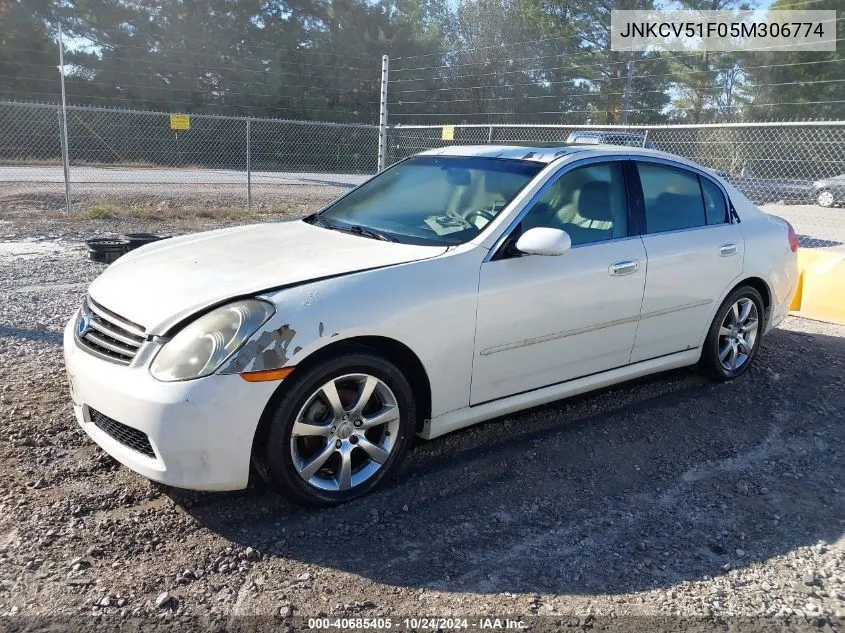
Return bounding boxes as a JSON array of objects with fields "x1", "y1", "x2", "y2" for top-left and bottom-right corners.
[
  {"x1": 389, "y1": 65, "x2": 845, "y2": 103},
  {"x1": 0, "y1": 90, "x2": 374, "y2": 116},
  {"x1": 391, "y1": 77, "x2": 845, "y2": 106},
  {"x1": 393, "y1": 24, "x2": 845, "y2": 84},
  {"x1": 391, "y1": 0, "x2": 836, "y2": 62},
  {"x1": 388, "y1": 55, "x2": 845, "y2": 92},
  {"x1": 3, "y1": 46, "x2": 380, "y2": 83},
  {"x1": 394, "y1": 48, "x2": 636, "y2": 74},
  {"x1": 394, "y1": 45, "x2": 732, "y2": 75},
  {"x1": 390, "y1": 99, "x2": 845, "y2": 118},
  {"x1": 4, "y1": 59, "x2": 379, "y2": 94},
  {"x1": 0, "y1": 74, "x2": 381, "y2": 105}
]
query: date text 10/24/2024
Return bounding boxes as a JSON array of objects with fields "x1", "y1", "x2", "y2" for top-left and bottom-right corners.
[{"x1": 307, "y1": 617, "x2": 527, "y2": 630}]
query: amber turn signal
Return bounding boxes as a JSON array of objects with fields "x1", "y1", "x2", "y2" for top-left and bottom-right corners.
[{"x1": 239, "y1": 367, "x2": 295, "y2": 382}]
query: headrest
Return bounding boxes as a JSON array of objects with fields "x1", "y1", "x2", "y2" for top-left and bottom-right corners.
[
  {"x1": 577, "y1": 181, "x2": 613, "y2": 222},
  {"x1": 650, "y1": 192, "x2": 697, "y2": 232},
  {"x1": 655, "y1": 192, "x2": 690, "y2": 209}
]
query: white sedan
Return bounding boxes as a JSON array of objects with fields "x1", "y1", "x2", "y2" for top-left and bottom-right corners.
[{"x1": 64, "y1": 145, "x2": 799, "y2": 506}]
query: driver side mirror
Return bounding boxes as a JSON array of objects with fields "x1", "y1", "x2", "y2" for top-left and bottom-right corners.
[{"x1": 515, "y1": 227, "x2": 572, "y2": 256}]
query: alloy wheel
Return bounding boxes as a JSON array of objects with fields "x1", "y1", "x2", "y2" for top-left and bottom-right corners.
[
  {"x1": 290, "y1": 373, "x2": 400, "y2": 492},
  {"x1": 817, "y1": 190, "x2": 834, "y2": 208},
  {"x1": 717, "y1": 298, "x2": 759, "y2": 372}
]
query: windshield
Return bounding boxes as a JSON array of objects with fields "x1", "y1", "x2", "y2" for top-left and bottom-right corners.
[{"x1": 311, "y1": 156, "x2": 544, "y2": 246}]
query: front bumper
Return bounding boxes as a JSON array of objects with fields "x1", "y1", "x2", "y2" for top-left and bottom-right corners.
[{"x1": 63, "y1": 316, "x2": 279, "y2": 491}]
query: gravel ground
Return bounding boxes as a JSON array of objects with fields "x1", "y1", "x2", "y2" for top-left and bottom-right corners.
[{"x1": 0, "y1": 215, "x2": 843, "y2": 632}]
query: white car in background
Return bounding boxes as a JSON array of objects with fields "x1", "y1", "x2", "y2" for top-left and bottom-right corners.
[{"x1": 64, "y1": 145, "x2": 799, "y2": 506}]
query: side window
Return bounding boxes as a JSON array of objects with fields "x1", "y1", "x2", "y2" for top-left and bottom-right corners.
[
  {"x1": 701, "y1": 176, "x2": 728, "y2": 225},
  {"x1": 520, "y1": 162, "x2": 628, "y2": 246},
  {"x1": 637, "y1": 162, "x2": 706, "y2": 233}
]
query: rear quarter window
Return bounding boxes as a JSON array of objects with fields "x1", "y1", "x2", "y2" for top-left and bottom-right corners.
[{"x1": 701, "y1": 177, "x2": 729, "y2": 225}]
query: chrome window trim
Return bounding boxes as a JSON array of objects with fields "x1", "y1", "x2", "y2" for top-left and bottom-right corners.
[
  {"x1": 629, "y1": 155, "x2": 735, "y2": 230},
  {"x1": 638, "y1": 223, "x2": 733, "y2": 239},
  {"x1": 483, "y1": 154, "x2": 629, "y2": 263},
  {"x1": 569, "y1": 235, "x2": 641, "y2": 250}
]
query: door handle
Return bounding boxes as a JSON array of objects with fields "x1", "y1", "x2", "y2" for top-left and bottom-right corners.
[
  {"x1": 609, "y1": 260, "x2": 639, "y2": 276},
  {"x1": 719, "y1": 243, "x2": 738, "y2": 257}
]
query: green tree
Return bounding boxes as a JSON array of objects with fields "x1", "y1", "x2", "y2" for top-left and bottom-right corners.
[{"x1": 742, "y1": 0, "x2": 845, "y2": 121}]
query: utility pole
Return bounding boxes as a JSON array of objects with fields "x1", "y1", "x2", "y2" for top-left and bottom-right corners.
[
  {"x1": 58, "y1": 22, "x2": 72, "y2": 212},
  {"x1": 620, "y1": 57, "x2": 634, "y2": 127},
  {"x1": 377, "y1": 55, "x2": 389, "y2": 172}
]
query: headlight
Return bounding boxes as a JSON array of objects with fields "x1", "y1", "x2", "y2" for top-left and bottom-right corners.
[{"x1": 150, "y1": 299, "x2": 274, "y2": 382}]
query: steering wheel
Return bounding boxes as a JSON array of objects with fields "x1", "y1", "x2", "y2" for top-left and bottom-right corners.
[{"x1": 464, "y1": 209, "x2": 496, "y2": 229}]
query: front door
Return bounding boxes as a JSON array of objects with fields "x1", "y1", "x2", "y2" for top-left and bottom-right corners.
[{"x1": 471, "y1": 160, "x2": 647, "y2": 404}]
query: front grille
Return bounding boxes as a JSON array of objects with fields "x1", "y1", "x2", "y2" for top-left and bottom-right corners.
[
  {"x1": 75, "y1": 297, "x2": 147, "y2": 365},
  {"x1": 89, "y1": 408, "x2": 155, "y2": 458}
]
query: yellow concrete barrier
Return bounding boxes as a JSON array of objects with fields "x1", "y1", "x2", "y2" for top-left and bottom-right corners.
[{"x1": 789, "y1": 249, "x2": 845, "y2": 325}]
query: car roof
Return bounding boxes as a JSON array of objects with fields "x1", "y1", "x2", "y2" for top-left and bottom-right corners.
[
  {"x1": 569, "y1": 131, "x2": 645, "y2": 138},
  {"x1": 417, "y1": 144, "x2": 669, "y2": 164}
]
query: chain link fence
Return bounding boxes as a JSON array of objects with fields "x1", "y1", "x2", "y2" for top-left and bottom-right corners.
[
  {"x1": 389, "y1": 123, "x2": 845, "y2": 250},
  {"x1": 1, "y1": 100, "x2": 844, "y2": 250},
  {"x1": 0, "y1": 101, "x2": 67, "y2": 208},
  {"x1": 0, "y1": 101, "x2": 376, "y2": 214}
]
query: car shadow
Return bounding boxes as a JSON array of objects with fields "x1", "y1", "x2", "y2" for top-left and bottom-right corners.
[
  {"x1": 0, "y1": 324, "x2": 63, "y2": 345},
  {"x1": 172, "y1": 326, "x2": 845, "y2": 595},
  {"x1": 798, "y1": 235, "x2": 843, "y2": 248}
]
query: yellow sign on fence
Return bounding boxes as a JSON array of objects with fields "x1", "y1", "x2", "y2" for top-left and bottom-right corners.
[
  {"x1": 441, "y1": 125, "x2": 455, "y2": 141},
  {"x1": 170, "y1": 114, "x2": 190, "y2": 131}
]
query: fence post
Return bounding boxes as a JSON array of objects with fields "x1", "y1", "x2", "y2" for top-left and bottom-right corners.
[
  {"x1": 246, "y1": 117, "x2": 252, "y2": 211},
  {"x1": 377, "y1": 55, "x2": 389, "y2": 172},
  {"x1": 57, "y1": 22, "x2": 72, "y2": 213}
]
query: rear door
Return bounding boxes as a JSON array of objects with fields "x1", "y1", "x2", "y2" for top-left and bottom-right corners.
[{"x1": 630, "y1": 159, "x2": 744, "y2": 363}]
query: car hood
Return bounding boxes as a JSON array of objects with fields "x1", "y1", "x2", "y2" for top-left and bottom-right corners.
[{"x1": 88, "y1": 220, "x2": 446, "y2": 335}]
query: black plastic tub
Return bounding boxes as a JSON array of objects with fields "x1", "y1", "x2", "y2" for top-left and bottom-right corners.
[
  {"x1": 85, "y1": 238, "x2": 131, "y2": 264},
  {"x1": 123, "y1": 232, "x2": 167, "y2": 251}
]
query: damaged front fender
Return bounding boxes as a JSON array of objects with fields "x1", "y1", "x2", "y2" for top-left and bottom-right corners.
[{"x1": 219, "y1": 324, "x2": 300, "y2": 374}]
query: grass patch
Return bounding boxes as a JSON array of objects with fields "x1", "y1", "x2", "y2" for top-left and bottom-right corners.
[
  {"x1": 63, "y1": 202, "x2": 312, "y2": 222},
  {"x1": 10, "y1": 199, "x2": 321, "y2": 225},
  {"x1": 83, "y1": 204, "x2": 119, "y2": 219}
]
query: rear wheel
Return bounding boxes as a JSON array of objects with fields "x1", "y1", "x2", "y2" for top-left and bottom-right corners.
[
  {"x1": 257, "y1": 352, "x2": 416, "y2": 506},
  {"x1": 699, "y1": 286, "x2": 765, "y2": 381}
]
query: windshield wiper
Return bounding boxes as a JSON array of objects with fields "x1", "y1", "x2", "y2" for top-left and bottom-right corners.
[
  {"x1": 321, "y1": 221, "x2": 397, "y2": 242},
  {"x1": 306, "y1": 214, "x2": 397, "y2": 242},
  {"x1": 343, "y1": 224, "x2": 397, "y2": 242}
]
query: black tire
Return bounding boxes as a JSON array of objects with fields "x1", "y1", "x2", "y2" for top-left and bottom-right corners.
[
  {"x1": 256, "y1": 351, "x2": 417, "y2": 507},
  {"x1": 699, "y1": 286, "x2": 765, "y2": 381}
]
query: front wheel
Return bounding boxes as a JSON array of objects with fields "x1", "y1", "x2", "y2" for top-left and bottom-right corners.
[
  {"x1": 699, "y1": 286, "x2": 765, "y2": 381},
  {"x1": 817, "y1": 189, "x2": 835, "y2": 208},
  {"x1": 256, "y1": 351, "x2": 417, "y2": 507}
]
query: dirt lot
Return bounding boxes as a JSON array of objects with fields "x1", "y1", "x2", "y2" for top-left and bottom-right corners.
[{"x1": 0, "y1": 212, "x2": 844, "y2": 631}]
